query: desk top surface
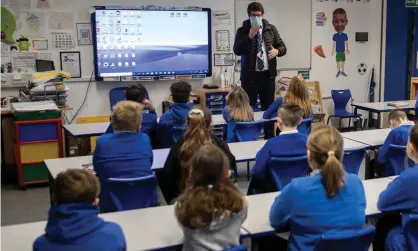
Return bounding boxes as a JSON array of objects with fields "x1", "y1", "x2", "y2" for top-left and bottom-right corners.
[
  {"x1": 45, "y1": 138, "x2": 365, "y2": 179},
  {"x1": 241, "y1": 177, "x2": 392, "y2": 235},
  {"x1": 352, "y1": 100, "x2": 415, "y2": 112},
  {"x1": 341, "y1": 128, "x2": 391, "y2": 147},
  {"x1": 62, "y1": 112, "x2": 266, "y2": 137}
]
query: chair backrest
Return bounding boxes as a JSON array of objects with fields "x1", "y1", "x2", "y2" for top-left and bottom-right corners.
[
  {"x1": 109, "y1": 86, "x2": 150, "y2": 111},
  {"x1": 387, "y1": 144, "x2": 414, "y2": 176},
  {"x1": 172, "y1": 125, "x2": 187, "y2": 143},
  {"x1": 403, "y1": 214, "x2": 418, "y2": 251},
  {"x1": 224, "y1": 244, "x2": 248, "y2": 251},
  {"x1": 297, "y1": 118, "x2": 313, "y2": 135},
  {"x1": 313, "y1": 225, "x2": 375, "y2": 251},
  {"x1": 109, "y1": 87, "x2": 127, "y2": 111},
  {"x1": 331, "y1": 89, "x2": 352, "y2": 114},
  {"x1": 106, "y1": 175, "x2": 158, "y2": 212},
  {"x1": 343, "y1": 146, "x2": 368, "y2": 175},
  {"x1": 268, "y1": 155, "x2": 309, "y2": 190},
  {"x1": 235, "y1": 120, "x2": 265, "y2": 142}
]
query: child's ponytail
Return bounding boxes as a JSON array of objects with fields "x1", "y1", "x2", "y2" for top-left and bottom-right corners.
[
  {"x1": 322, "y1": 151, "x2": 345, "y2": 197},
  {"x1": 308, "y1": 125, "x2": 345, "y2": 197}
]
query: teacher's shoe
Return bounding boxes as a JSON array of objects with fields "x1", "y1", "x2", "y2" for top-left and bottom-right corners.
[
  {"x1": 336, "y1": 71, "x2": 341, "y2": 78},
  {"x1": 341, "y1": 72, "x2": 347, "y2": 77}
]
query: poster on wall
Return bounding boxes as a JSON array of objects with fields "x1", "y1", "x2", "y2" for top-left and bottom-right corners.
[
  {"x1": 76, "y1": 23, "x2": 92, "y2": 45},
  {"x1": 315, "y1": 12, "x2": 327, "y2": 26},
  {"x1": 331, "y1": 8, "x2": 349, "y2": 78},
  {"x1": 214, "y1": 53, "x2": 234, "y2": 66},
  {"x1": 60, "y1": 51, "x2": 81, "y2": 78},
  {"x1": 215, "y1": 30, "x2": 231, "y2": 52}
]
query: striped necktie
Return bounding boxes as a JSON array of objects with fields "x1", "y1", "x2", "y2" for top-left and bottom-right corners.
[{"x1": 256, "y1": 31, "x2": 265, "y2": 71}]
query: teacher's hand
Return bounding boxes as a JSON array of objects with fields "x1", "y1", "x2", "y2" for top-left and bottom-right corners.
[
  {"x1": 249, "y1": 24, "x2": 261, "y2": 39},
  {"x1": 268, "y1": 46, "x2": 279, "y2": 59}
]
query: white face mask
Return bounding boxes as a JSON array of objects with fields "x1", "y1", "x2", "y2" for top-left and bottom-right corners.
[{"x1": 250, "y1": 16, "x2": 262, "y2": 26}]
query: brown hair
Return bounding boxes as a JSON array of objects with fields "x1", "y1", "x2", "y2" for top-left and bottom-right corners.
[
  {"x1": 226, "y1": 87, "x2": 254, "y2": 122},
  {"x1": 111, "y1": 101, "x2": 143, "y2": 132},
  {"x1": 284, "y1": 76, "x2": 312, "y2": 118},
  {"x1": 171, "y1": 81, "x2": 192, "y2": 103},
  {"x1": 179, "y1": 106, "x2": 213, "y2": 190},
  {"x1": 247, "y1": 2, "x2": 264, "y2": 15},
  {"x1": 388, "y1": 109, "x2": 408, "y2": 123},
  {"x1": 175, "y1": 145, "x2": 245, "y2": 229},
  {"x1": 307, "y1": 125, "x2": 345, "y2": 197},
  {"x1": 410, "y1": 124, "x2": 418, "y2": 150},
  {"x1": 53, "y1": 169, "x2": 100, "y2": 205},
  {"x1": 278, "y1": 102, "x2": 303, "y2": 127},
  {"x1": 333, "y1": 8, "x2": 347, "y2": 17}
]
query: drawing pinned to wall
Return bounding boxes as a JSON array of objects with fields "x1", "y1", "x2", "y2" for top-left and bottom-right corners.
[
  {"x1": 212, "y1": 11, "x2": 231, "y2": 25},
  {"x1": 215, "y1": 30, "x2": 231, "y2": 52},
  {"x1": 48, "y1": 11, "x2": 74, "y2": 30},
  {"x1": 16, "y1": 11, "x2": 45, "y2": 37},
  {"x1": 313, "y1": 45, "x2": 326, "y2": 58},
  {"x1": 357, "y1": 63, "x2": 367, "y2": 75},
  {"x1": 52, "y1": 0, "x2": 69, "y2": 9},
  {"x1": 76, "y1": 23, "x2": 92, "y2": 45},
  {"x1": 331, "y1": 8, "x2": 349, "y2": 78},
  {"x1": 16, "y1": 35, "x2": 30, "y2": 51},
  {"x1": 1, "y1": 7, "x2": 16, "y2": 44},
  {"x1": 8, "y1": 0, "x2": 30, "y2": 10},
  {"x1": 32, "y1": 39, "x2": 48, "y2": 50},
  {"x1": 315, "y1": 12, "x2": 327, "y2": 26},
  {"x1": 36, "y1": 0, "x2": 50, "y2": 9}
]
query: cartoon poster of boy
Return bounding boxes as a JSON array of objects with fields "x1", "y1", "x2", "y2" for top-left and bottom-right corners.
[{"x1": 331, "y1": 8, "x2": 349, "y2": 78}]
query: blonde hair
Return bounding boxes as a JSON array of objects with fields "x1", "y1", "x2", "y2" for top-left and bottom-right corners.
[
  {"x1": 111, "y1": 101, "x2": 143, "y2": 132},
  {"x1": 179, "y1": 106, "x2": 213, "y2": 190},
  {"x1": 226, "y1": 87, "x2": 254, "y2": 122},
  {"x1": 284, "y1": 76, "x2": 312, "y2": 118},
  {"x1": 307, "y1": 125, "x2": 345, "y2": 197},
  {"x1": 175, "y1": 145, "x2": 245, "y2": 229}
]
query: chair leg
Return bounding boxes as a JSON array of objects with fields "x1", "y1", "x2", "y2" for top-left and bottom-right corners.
[
  {"x1": 327, "y1": 116, "x2": 332, "y2": 125},
  {"x1": 348, "y1": 117, "x2": 352, "y2": 131},
  {"x1": 247, "y1": 162, "x2": 250, "y2": 181},
  {"x1": 338, "y1": 118, "x2": 343, "y2": 130}
]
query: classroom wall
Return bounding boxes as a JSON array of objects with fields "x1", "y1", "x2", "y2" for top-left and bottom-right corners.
[{"x1": 1, "y1": 0, "x2": 383, "y2": 122}]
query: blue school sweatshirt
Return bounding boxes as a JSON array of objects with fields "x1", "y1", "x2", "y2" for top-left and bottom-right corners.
[
  {"x1": 158, "y1": 103, "x2": 194, "y2": 147},
  {"x1": 33, "y1": 203, "x2": 126, "y2": 251},
  {"x1": 377, "y1": 122, "x2": 414, "y2": 164},
  {"x1": 222, "y1": 106, "x2": 255, "y2": 143},
  {"x1": 93, "y1": 132, "x2": 153, "y2": 213},
  {"x1": 269, "y1": 172, "x2": 366, "y2": 251},
  {"x1": 106, "y1": 110, "x2": 157, "y2": 135},
  {"x1": 251, "y1": 131, "x2": 307, "y2": 179},
  {"x1": 378, "y1": 165, "x2": 418, "y2": 251},
  {"x1": 262, "y1": 97, "x2": 313, "y2": 120}
]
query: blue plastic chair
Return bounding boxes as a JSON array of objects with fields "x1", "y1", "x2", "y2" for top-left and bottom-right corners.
[
  {"x1": 106, "y1": 175, "x2": 158, "y2": 212},
  {"x1": 297, "y1": 118, "x2": 313, "y2": 135},
  {"x1": 268, "y1": 155, "x2": 309, "y2": 191},
  {"x1": 235, "y1": 120, "x2": 265, "y2": 142},
  {"x1": 386, "y1": 144, "x2": 414, "y2": 176},
  {"x1": 109, "y1": 86, "x2": 149, "y2": 111},
  {"x1": 343, "y1": 146, "x2": 369, "y2": 175},
  {"x1": 403, "y1": 214, "x2": 418, "y2": 251},
  {"x1": 172, "y1": 125, "x2": 186, "y2": 143},
  {"x1": 313, "y1": 225, "x2": 375, "y2": 251},
  {"x1": 327, "y1": 89, "x2": 362, "y2": 130},
  {"x1": 224, "y1": 244, "x2": 247, "y2": 251}
]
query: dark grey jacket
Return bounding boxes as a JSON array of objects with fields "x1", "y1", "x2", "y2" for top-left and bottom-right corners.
[{"x1": 234, "y1": 19, "x2": 287, "y2": 80}]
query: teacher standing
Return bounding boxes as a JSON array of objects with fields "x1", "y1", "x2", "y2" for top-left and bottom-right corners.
[{"x1": 233, "y1": 2, "x2": 287, "y2": 138}]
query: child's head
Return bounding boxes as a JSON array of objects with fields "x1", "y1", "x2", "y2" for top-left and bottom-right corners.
[
  {"x1": 111, "y1": 100, "x2": 143, "y2": 132},
  {"x1": 125, "y1": 84, "x2": 148, "y2": 103},
  {"x1": 388, "y1": 109, "x2": 408, "y2": 128},
  {"x1": 408, "y1": 125, "x2": 418, "y2": 163},
  {"x1": 307, "y1": 125, "x2": 345, "y2": 197},
  {"x1": 277, "y1": 102, "x2": 303, "y2": 131},
  {"x1": 332, "y1": 8, "x2": 348, "y2": 33},
  {"x1": 179, "y1": 106, "x2": 212, "y2": 190},
  {"x1": 53, "y1": 169, "x2": 100, "y2": 205},
  {"x1": 285, "y1": 76, "x2": 312, "y2": 118},
  {"x1": 175, "y1": 144, "x2": 244, "y2": 229},
  {"x1": 226, "y1": 86, "x2": 254, "y2": 121},
  {"x1": 171, "y1": 81, "x2": 192, "y2": 103}
]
